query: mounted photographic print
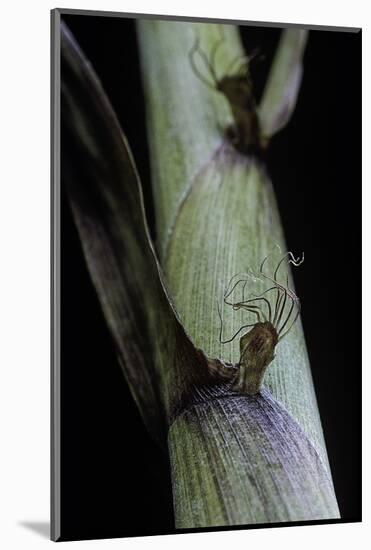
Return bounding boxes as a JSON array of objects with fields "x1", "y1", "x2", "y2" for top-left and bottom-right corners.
[{"x1": 51, "y1": 8, "x2": 361, "y2": 542}]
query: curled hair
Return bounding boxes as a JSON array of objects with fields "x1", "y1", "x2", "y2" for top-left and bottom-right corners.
[
  {"x1": 189, "y1": 30, "x2": 257, "y2": 89},
  {"x1": 218, "y1": 248, "x2": 304, "y2": 344}
]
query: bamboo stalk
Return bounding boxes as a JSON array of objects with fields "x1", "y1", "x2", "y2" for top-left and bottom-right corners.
[{"x1": 137, "y1": 20, "x2": 340, "y2": 525}]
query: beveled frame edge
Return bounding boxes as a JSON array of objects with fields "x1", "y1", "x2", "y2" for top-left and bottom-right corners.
[
  {"x1": 51, "y1": 7, "x2": 61, "y2": 543},
  {"x1": 55, "y1": 7, "x2": 361, "y2": 32}
]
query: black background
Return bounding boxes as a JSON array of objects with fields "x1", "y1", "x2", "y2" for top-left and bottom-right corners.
[{"x1": 60, "y1": 13, "x2": 361, "y2": 541}]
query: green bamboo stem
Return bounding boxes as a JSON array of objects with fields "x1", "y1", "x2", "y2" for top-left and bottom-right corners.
[
  {"x1": 259, "y1": 28, "x2": 308, "y2": 137},
  {"x1": 138, "y1": 19, "x2": 339, "y2": 525}
]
